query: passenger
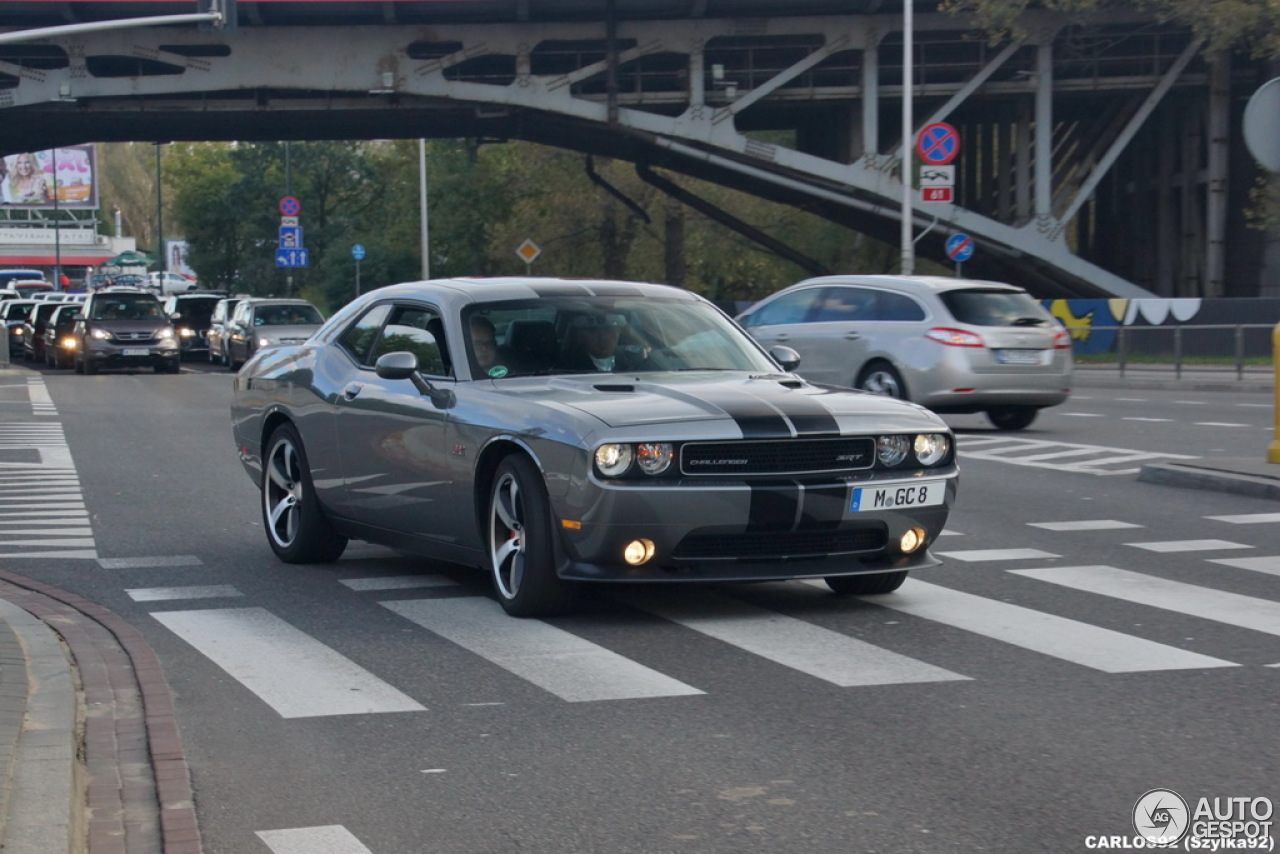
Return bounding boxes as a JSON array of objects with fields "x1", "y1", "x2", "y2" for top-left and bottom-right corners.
[{"x1": 556, "y1": 312, "x2": 645, "y2": 373}]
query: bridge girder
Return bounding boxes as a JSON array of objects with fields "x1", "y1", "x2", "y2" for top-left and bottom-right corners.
[{"x1": 0, "y1": 3, "x2": 1264, "y2": 298}]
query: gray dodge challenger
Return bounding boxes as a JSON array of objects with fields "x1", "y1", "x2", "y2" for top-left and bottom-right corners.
[{"x1": 231, "y1": 278, "x2": 958, "y2": 617}]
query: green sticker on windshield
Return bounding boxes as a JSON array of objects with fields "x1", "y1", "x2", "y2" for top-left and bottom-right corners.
[{"x1": 488, "y1": 365, "x2": 509, "y2": 378}]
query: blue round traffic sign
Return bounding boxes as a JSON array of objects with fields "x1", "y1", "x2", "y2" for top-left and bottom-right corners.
[
  {"x1": 351, "y1": 244, "x2": 366, "y2": 260},
  {"x1": 945, "y1": 233, "x2": 975, "y2": 262},
  {"x1": 916, "y1": 122, "x2": 960, "y2": 165},
  {"x1": 279, "y1": 195, "x2": 301, "y2": 216}
]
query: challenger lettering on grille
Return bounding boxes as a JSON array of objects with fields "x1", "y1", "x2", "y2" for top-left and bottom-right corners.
[{"x1": 681, "y1": 438, "x2": 874, "y2": 476}]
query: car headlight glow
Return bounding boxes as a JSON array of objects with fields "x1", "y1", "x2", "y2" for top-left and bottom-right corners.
[
  {"x1": 914, "y1": 433, "x2": 950, "y2": 466},
  {"x1": 636, "y1": 443, "x2": 674, "y2": 476},
  {"x1": 158, "y1": 327, "x2": 176, "y2": 340},
  {"x1": 258, "y1": 336, "x2": 272, "y2": 348},
  {"x1": 179, "y1": 327, "x2": 195, "y2": 338},
  {"x1": 876, "y1": 435, "x2": 910, "y2": 467},
  {"x1": 595, "y1": 444, "x2": 634, "y2": 477},
  {"x1": 60, "y1": 336, "x2": 76, "y2": 350},
  {"x1": 90, "y1": 328, "x2": 111, "y2": 340}
]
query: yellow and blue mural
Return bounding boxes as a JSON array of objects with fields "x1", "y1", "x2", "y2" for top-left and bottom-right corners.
[{"x1": 1045, "y1": 298, "x2": 1278, "y2": 357}]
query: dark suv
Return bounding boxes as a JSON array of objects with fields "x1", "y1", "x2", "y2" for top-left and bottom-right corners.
[
  {"x1": 73, "y1": 290, "x2": 181, "y2": 374},
  {"x1": 163, "y1": 293, "x2": 224, "y2": 360}
]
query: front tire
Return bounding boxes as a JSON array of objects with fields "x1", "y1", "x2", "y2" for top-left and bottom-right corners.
[
  {"x1": 262, "y1": 424, "x2": 348, "y2": 563},
  {"x1": 856, "y1": 361, "x2": 908, "y2": 399},
  {"x1": 488, "y1": 455, "x2": 578, "y2": 617},
  {"x1": 825, "y1": 570, "x2": 908, "y2": 595},
  {"x1": 986, "y1": 406, "x2": 1038, "y2": 431}
]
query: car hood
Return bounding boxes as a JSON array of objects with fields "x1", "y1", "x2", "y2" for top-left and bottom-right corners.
[{"x1": 497, "y1": 372, "x2": 945, "y2": 436}]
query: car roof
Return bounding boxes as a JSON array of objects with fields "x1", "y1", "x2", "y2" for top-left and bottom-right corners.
[
  {"x1": 784, "y1": 274, "x2": 1028, "y2": 295},
  {"x1": 373, "y1": 276, "x2": 703, "y2": 304}
]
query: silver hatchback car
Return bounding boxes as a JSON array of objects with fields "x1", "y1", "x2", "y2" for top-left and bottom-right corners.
[{"x1": 737, "y1": 275, "x2": 1073, "y2": 430}]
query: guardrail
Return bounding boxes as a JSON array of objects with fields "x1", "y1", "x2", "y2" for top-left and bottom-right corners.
[{"x1": 1069, "y1": 323, "x2": 1276, "y2": 381}]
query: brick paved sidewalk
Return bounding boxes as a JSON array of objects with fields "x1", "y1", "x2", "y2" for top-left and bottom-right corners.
[{"x1": 0, "y1": 572, "x2": 201, "y2": 854}]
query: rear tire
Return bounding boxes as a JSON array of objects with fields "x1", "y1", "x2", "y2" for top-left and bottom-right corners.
[
  {"x1": 825, "y1": 570, "x2": 908, "y2": 595},
  {"x1": 488, "y1": 455, "x2": 578, "y2": 617},
  {"x1": 986, "y1": 406, "x2": 1038, "y2": 431},
  {"x1": 261, "y1": 423, "x2": 348, "y2": 563},
  {"x1": 856, "y1": 362, "x2": 907, "y2": 399}
]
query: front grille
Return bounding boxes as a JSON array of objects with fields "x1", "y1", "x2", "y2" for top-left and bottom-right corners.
[
  {"x1": 680, "y1": 438, "x2": 874, "y2": 476},
  {"x1": 114, "y1": 331, "x2": 156, "y2": 343},
  {"x1": 672, "y1": 527, "x2": 887, "y2": 560}
]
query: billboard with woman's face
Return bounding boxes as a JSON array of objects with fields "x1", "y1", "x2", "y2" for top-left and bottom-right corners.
[{"x1": 1, "y1": 145, "x2": 98, "y2": 209}]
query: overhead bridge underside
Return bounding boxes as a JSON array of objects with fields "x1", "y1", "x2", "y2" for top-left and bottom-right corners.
[{"x1": 0, "y1": 1, "x2": 1260, "y2": 298}]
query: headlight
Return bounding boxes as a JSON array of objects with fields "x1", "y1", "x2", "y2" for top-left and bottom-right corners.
[
  {"x1": 258, "y1": 336, "x2": 272, "y2": 348},
  {"x1": 914, "y1": 433, "x2": 950, "y2": 466},
  {"x1": 90, "y1": 328, "x2": 111, "y2": 340},
  {"x1": 60, "y1": 336, "x2": 76, "y2": 350},
  {"x1": 594, "y1": 444, "x2": 633, "y2": 477},
  {"x1": 178, "y1": 327, "x2": 195, "y2": 338},
  {"x1": 158, "y1": 327, "x2": 176, "y2": 340},
  {"x1": 636, "y1": 443, "x2": 674, "y2": 475},
  {"x1": 876, "y1": 435, "x2": 910, "y2": 467}
]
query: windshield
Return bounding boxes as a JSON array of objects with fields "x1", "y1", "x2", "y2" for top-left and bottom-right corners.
[
  {"x1": 939, "y1": 289, "x2": 1050, "y2": 326},
  {"x1": 255, "y1": 304, "x2": 323, "y2": 326},
  {"x1": 462, "y1": 296, "x2": 778, "y2": 379},
  {"x1": 89, "y1": 296, "x2": 164, "y2": 321},
  {"x1": 175, "y1": 300, "x2": 218, "y2": 324}
]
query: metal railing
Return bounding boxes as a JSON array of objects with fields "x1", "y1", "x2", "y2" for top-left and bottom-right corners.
[{"x1": 1069, "y1": 323, "x2": 1276, "y2": 381}]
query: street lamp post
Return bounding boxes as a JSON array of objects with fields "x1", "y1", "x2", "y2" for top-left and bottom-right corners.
[
  {"x1": 155, "y1": 143, "x2": 165, "y2": 275},
  {"x1": 900, "y1": 0, "x2": 914, "y2": 275},
  {"x1": 52, "y1": 147, "x2": 63, "y2": 288}
]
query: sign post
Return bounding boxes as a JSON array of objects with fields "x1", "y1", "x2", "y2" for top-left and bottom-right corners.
[
  {"x1": 274, "y1": 195, "x2": 306, "y2": 297},
  {"x1": 352, "y1": 243, "x2": 366, "y2": 297}
]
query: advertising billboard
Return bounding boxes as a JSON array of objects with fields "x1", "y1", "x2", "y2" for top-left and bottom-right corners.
[{"x1": 1, "y1": 145, "x2": 98, "y2": 210}]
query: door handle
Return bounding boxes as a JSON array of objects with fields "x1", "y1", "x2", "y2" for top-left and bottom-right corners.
[
  {"x1": 843, "y1": 332, "x2": 862, "y2": 340},
  {"x1": 343, "y1": 383, "x2": 363, "y2": 400}
]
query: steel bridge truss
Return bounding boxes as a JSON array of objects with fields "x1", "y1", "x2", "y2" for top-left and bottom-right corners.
[{"x1": 0, "y1": 6, "x2": 1259, "y2": 297}]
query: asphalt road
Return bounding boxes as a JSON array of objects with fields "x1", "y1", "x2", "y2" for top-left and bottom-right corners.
[{"x1": 4, "y1": 362, "x2": 1278, "y2": 854}]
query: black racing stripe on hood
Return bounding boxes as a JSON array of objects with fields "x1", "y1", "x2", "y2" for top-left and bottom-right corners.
[
  {"x1": 758, "y1": 388, "x2": 841, "y2": 436},
  {"x1": 797, "y1": 484, "x2": 848, "y2": 530},
  {"x1": 693, "y1": 388, "x2": 792, "y2": 438},
  {"x1": 747, "y1": 482, "x2": 798, "y2": 532}
]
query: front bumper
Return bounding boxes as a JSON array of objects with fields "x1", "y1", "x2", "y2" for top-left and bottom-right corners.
[
  {"x1": 85, "y1": 342, "x2": 181, "y2": 369},
  {"x1": 550, "y1": 472, "x2": 956, "y2": 583}
]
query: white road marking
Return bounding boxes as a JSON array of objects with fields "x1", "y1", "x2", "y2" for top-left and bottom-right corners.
[
  {"x1": 1193, "y1": 422, "x2": 1249, "y2": 428},
  {"x1": 933, "y1": 548, "x2": 1059, "y2": 562},
  {"x1": 631, "y1": 590, "x2": 968, "y2": 687},
  {"x1": 1010, "y1": 565, "x2": 1280, "y2": 637},
  {"x1": 1126, "y1": 539, "x2": 1251, "y2": 553},
  {"x1": 1207, "y1": 513, "x2": 1280, "y2": 524},
  {"x1": 98, "y1": 555, "x2": 204, "y2": 569},
  {"x1": 1208, "y1": 556, "x2": 1280, "y2": 577},
  {"x1": 340, "y1": 575, "x2": 459, "y2": 591},
  {"x1": 126, "y1": 585, "x2": 242, "y2": 602},
  {"x1": 833, "y1": 580, "x2": 1235, "y2": 673},
  {"x1": 1123, "y1": 417, "x2": 1173, "y2": 422},
  {"x1": 151, "y1": 607, "x2": 426, "y2": 718},
  {"x1": 383, "y1": 597, "x2": 704, "y2": 702},
  {"x1": 1029, "y1": 520, "x2": 1143, "y2": 531},
  {"x1": 956, "y1": 436, "x2": 1195, "y2": 475},
  {"x1": 256, "y1": 825, "x2": 373, "y2": 854}
]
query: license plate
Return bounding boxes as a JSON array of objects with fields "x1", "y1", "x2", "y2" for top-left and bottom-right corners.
[
  {"x1": 120, "y1": 348, "x2": 150, "y2": 357},
  {"x1": 850, "y1": 480, "x2": 946, "y2": 512},
  {"x1": 994, "y1": 348, "x2": 1043, "y2": 365}
]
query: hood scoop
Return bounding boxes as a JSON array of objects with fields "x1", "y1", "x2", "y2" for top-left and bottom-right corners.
[{"x1": 592, "y1": 382, "x2": 637, "y2": 393}]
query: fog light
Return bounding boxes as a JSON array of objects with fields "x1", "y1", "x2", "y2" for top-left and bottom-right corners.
[
  {"x1": 623, "y1": 538, "x2": 655, "y2": 566},
  {"x1": 899, "y1": 527, "x2": 925, "y2": 554}
]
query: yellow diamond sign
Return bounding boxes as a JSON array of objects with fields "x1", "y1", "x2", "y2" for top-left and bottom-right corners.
[{"x1": 516, "y1": 239, "x2": 541, "y2": 264}]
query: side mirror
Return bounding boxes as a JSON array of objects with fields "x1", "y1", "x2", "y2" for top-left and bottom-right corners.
[
  {"x1": 72, "y1": 313, "x2": 85, "y2": 322},
  {"x1": 375, "y1": 351, "x2": 454, "y2": 408},
  {"x1": 769, "y1": 345, "x2": 802, "y2": 372}
]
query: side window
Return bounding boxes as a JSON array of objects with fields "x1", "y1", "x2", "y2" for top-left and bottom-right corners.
[
  {"x1": 742, "y1": 288, "x2": 822, "y2": 327},
  {"x1": 812, "y1": 287, "x2": 877, "y2": 322},
  {"x1": 338, "y1": 303, "x2": 393, "y2": 366},
  {"x1": 370, "y1": 306, "x2": 450, "y2": 376},
  {"x1": 877, "y1": 291, "x2": 926, "y2": 321}
]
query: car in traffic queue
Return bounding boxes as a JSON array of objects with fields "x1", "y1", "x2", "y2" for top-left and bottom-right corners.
[
  {"x1": 10, "y1": 279, "x2": 55, "y2": 299},
  {"x1": 206, "y1": 296, "x2": 243, "y2": 366},
  {"x1": 230, "y1": 277, "x2": 958, "y2": 618},
  {"x1": 19, "y1": 300, "x2": 64, "y2": 363},
  {"x1": 737, "y1": 275, "x2": 1073, "y2": 431},
  {"x1": 163, "y1": 292, "x2": 225, "y2": 360},
  {"x1": 42, "y1": 303, "x2": 82, "y2": 369},
  {"x1": 72, "y1": 289, "x2": 181, "y2": 374},
  {"x1": 224, "y1": 297, "x2": 324, "y2": 371},
  {"x1": 1, "y1": 299, "x2": 37, "y2": 357}
]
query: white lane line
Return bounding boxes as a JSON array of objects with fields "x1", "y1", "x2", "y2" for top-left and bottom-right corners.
[
  {"x1": 0, "y1": 528, "x2": 94, "y2": 537},
  {"x1": 631, "y1": 590, "x2": 968, "y2": 687},
  {"x1": 0, "y1": 549, "x2": 97, "y2": 559},
  {"x1": 1029, "y1": 520, "x2": 1143, "y2": 531},
  {"x1": 340, "y1": 575, "x2": 458, "y2": 591},
  {"x1": 151, "y1": 607, "x2": 425, "y2": 718},
  {"x1": 1193, "y1": 422, "x2": 1249, "y2": 427},
  {"x1": 126, "y1": 585, "x2": 242, "y2": 602},
  {"x1": 98, "y1": 555, "x2": 203, "y2": 569},
  {"x1": 1123, "y1": 417, "x2": 1173, "y2": 422},
  {"x1": 1207, "y1": 513, "x2": 1280, "y2": 524},
  {"x1": 383, "y1": 597, "x2": 704, "y2": 702},
  {"x1": 823, "y1": 580, "x2": 1234, "y2": 673},
  {"x1": 1208, "y1": 556, "x2": 1280, "y2": 577},
  {"x1": 1126, "y1": 539, "x2": 1251, "y2": 553},
  {"x1": 933, "y1": 548, "x2": 1059, "y2": 562},
  {"x1": 256, "y1": 826, "x2": 373, "y2": 854},
  {"x1": 1010, "y1": 565, "x2": 1280, "y2": 637},
  {"x1": 0, "y1": 537, "x2": 95, "y2": 546}
]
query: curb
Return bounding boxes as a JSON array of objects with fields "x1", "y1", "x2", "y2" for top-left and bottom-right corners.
[
  {"x1": 0, "y1": 573, "x2": 201, "y2": 854},
  {"x1": 1138, "y1": 460, "x2": 1280, "y2": 502}
]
